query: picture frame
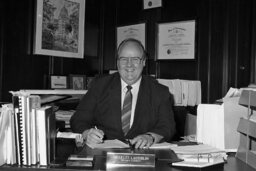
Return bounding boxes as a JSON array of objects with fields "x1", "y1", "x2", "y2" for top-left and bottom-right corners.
[
  {"x1": 116, "y1": 23, "x2": 146, "y2": 48},
  {"x1": 143, "y1": 0, "x2": 162, "y2": 10},
  {"x1": 34, "y1": 0, "x2": 86, "y2": 58},
  {"x1": 156, "y1": 20, "x2": 196, "y2": 60},
  {"x1": 86, "y1": 76, "x2": 95, "y2": 90},
  {"x1": 69, "y1": 74, "x2": 87, "y2": 90},
  {"x1": 50, "y1": 75, "x2": 68, "y2": 89}
]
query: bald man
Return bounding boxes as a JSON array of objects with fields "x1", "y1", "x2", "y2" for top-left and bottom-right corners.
[{"x1": 70, "y1": 38, "x2": 176, "y2": 148}]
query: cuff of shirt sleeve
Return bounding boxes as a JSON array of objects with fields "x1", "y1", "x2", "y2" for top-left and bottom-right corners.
[{"x1": 146, "y1": 132, "x2": 163, "y2": 144}]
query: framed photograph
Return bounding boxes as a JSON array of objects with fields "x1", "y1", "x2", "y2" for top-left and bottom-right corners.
[
  {"x1": 156, "y1": 20, "x2": 196, "y2": 60},
  {"x1": 143, "y1": 0, "x2": 162, "y2": 10},
  {"x1": 50, "y1": 75, "x2": 68, "y2": 89},
  {"x1": 69, "y1": 75, "x2": 86, "y2": 90},
  {"x1": 34, "y1": 0, "x2": 86, "y2": 58},
  {"x1": 86, "y1": 76, "x2": 95, "y2": 90},
  {"x1": 116, "y1": 23, "x2": 146, "y2": 48}
]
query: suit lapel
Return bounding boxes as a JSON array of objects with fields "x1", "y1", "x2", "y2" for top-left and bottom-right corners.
[
  {"x1": 128, "y1": 76, "x2": 150, "y2": 135},
  {"x1": 108, "y1": 74, "x2": 123, "y2": 130}
]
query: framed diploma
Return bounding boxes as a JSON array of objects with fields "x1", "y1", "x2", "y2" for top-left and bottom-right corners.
[
  {"x1": 116, "y1": 23, "x2": 146, "y2": 48},
  {"x1": 156, "y1": 20, "x2": 196, "y2": 60}
]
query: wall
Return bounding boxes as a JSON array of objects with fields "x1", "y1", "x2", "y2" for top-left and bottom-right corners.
[
  {"x1": 102, "y1": 0, "x2": 255, "y2": 103},
  {"x1": 0, "y1": 0, "x2": 102, "y2": 101},
  {"x1": 0, "y1": 0, "x2": 255, "y2": 103}
]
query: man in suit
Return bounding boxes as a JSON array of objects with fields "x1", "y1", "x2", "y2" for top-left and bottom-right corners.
[{"x1": 70, "y1": 38, "x2": 176, "y2": 148}]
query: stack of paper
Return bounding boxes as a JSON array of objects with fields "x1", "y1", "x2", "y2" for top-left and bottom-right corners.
[
  {"x1": 86, "y1": 139, "x2": 129, "y2": 149},
  {"x1": 171, "y1": 144, "x2": 227, "y2": 168},
  {"x1": 157, "y1": 79, "x2": 201, "y2": 106},
  {"x1": 149, "y1": 142, "x2": 177, "y2": 149},
  {"x1": 55, "y1": 110, "x2": 75, "y2": 128}
]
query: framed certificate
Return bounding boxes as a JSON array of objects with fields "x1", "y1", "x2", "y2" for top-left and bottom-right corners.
[
  {"x1": 116, "y1": 23, "x2": 146, "y2": 48},
  {"x1": 156, "y1": 20, "x2": 196, "y2": 60},
  {"x1": 50, "y1": 75, "x2": 68, "y2": 89}
]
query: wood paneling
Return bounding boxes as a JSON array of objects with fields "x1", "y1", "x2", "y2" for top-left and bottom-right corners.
[
  {"x1": 0, "y1": 1, "x2": 4, "y2": 101},
  {"x1": 0, "y1": 0, "x2": 256, "y2": 103}
]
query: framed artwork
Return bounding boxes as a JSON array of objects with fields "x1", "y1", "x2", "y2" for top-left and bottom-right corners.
[
  {"x1": 116, "y1": 23, "x2": 146, "y2": 48},
  {"x1": 156, "y1": 20, "x2": 196, "y2": 60},
  {"x1": 34, "y1": 0, "x2": 86, "y2": 58},
  {"x1": 69, "y1": 75, "x2": 86, "y2": 90},
  {"x1": 50, "y1": 75, "x2": 68, "y2": 89}
]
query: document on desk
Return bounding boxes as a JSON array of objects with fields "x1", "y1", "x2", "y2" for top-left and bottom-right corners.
[
  {"x1": 57, "y1": 132, "x2": 81, "y2": 139},
  {"x1": 170, "y1": 144, "x2": 225, "y2": 154},
  {"x1": 86, "y1": 139, "x2": 129, "y2": 149},
  {"x1": 170, "y1": 144, "x2": 227, "y2": 168},
  {"x1": 149, "y1": 142, "x2": 177, "y2": 149}
]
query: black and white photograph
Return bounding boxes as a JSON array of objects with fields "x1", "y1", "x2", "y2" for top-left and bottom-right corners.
[
  {"x1": 1, "y1": 0, "x2": 256, "y2": 170},
  {"x1": 34, "y1": 0, "x2": 85, "y2": 58}
]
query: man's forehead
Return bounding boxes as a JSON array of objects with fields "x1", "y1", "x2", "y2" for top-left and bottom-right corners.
[{"x1": 119, "y1": 42, "x2": 143, "y2": 54}]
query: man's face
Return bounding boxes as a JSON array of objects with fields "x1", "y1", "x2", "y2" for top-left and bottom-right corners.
[{"x1": 117, "y1": 42, "x2": 145, "y2": 85}]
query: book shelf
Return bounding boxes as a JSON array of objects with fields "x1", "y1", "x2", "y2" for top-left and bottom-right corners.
[
  {"x1": 236, "y1": 90, "x2": 256, "y2": 169},
  {"x1": 3, "y1": 89, "x2": 87, "y2": 167},
  {"x1": 13, "y1": 89, "x2": 87, "y2": 129}
]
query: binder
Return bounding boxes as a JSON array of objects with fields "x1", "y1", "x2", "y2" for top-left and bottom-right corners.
[
  {"x1": 12, "y1": 96, "x2": 22, "y2": 165},
  {"x1": 37, "y1": 106, "x2": 56, "y2": 166},
  {"x1": 0, "y1": 103, "x2": 17, "y2": 165},
  {"x1": 171, "y1": 144, "x2": 226, "y2": 168},
  {"x1": 19, "y1": 95, "x2": 28, "y2": 165},
  {"x1": 9, "y1": 91, "x2": 59, "y2": 167},
  {"x1": 28, "y1": 95, "x2": 41, "y2": 165}
]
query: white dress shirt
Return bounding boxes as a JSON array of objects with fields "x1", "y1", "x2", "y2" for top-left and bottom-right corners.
[{"x1": 121, "y1": 77, "x2": 142, "y2": 128}]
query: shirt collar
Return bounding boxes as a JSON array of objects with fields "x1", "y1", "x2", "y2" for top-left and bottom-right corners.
[{"x1": 121, "y1": 77, "x2": 142, "y2": 92}]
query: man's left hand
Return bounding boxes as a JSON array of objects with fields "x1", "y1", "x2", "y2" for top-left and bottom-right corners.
[{"x1": 130, "y1": 134, "x2": 154, "y2": 149}]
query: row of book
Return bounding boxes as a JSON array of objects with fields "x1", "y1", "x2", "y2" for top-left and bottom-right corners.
[{"x1": 0, "y1": 92, "x2": 56, "y2": 166}]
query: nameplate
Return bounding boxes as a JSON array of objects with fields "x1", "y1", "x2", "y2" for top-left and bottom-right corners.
[{"x1": 106, "y1": 152, "x2": 155, "y2": 168}]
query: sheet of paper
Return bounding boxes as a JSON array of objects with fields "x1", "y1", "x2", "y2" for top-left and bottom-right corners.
[
  {"x1": 170, "y1": 144, "x2": 225, "y2": 155},
  {"x1": 149, "y1": 142, "x2": 177, "y2": 149},
  {"x1": 57, "y1": 132, "x2": 81, "y2": 139},
  {"x1": 172, "y1": 159, "x2": 224, "y2": 168},
  {"x1": 86, "y1": 139, "x2": 129, "y2": 149},
  {"x1": 197, "y1": 104, "x2": 225, "y2": 149}
]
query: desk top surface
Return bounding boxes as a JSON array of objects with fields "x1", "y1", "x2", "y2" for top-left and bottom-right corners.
[{"x1": 1, "y1": 140, "x2": 256, "y2": 171}]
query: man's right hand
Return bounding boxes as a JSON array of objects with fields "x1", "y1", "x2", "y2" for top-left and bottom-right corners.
[{"x1": 82, "y1": 128, "x2": 104, "y2": 144}]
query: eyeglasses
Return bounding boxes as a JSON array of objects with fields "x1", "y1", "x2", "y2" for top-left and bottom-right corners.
[{"x1": 118, "y1": 57, "x2": 143, "y2": 65}]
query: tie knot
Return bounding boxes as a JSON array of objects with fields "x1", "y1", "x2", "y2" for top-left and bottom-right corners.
[{"x1": 126, "y1": 85, "x2": 132, "y2": 91}]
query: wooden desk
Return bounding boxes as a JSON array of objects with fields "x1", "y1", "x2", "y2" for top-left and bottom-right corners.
[{"x1": 1, "y1": 140, "x2": 256, "y2": 171}]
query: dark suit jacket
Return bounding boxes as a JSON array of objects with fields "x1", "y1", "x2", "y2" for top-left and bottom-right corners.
[{"x1": 70, "y1": 73, "x2": 176, "y2": 141}]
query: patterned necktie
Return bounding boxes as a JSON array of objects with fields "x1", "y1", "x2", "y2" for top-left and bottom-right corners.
[{"x1": 122, "y1": 85, "x2": 133, "y2": 135}]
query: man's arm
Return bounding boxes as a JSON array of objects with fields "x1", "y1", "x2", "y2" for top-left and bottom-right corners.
[
  {"x1": 149, "y1": 92, "x2": 176, "y2": 141},
  {"x1": 130, "y1": 91, "x2": 176, "y2": 148},
  {"x1": 70, "y1": 80, "x2": 98, "y2": 133}
]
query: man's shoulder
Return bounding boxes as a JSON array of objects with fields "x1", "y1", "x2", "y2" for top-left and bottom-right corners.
[
  {"x1": 143, "y1": 75, "x2": 169, "y2": 92},
  {"x1": 89, "y1": 73, "x2": 119, "y2": 90},
  {"x1": 142, "y1": 75, "x2": 173, "y2": 103},
  {"x1": 94, "y1": 73, "x2": 119, "y2": 82}
]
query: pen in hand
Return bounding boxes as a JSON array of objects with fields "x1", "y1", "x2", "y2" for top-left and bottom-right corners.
[
  {"x1": 94, "y1": 126, "x2": 104, "y2": 142},
  {"x1": 126, "y1": 139, "x2": 135, "y2": 150}
]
